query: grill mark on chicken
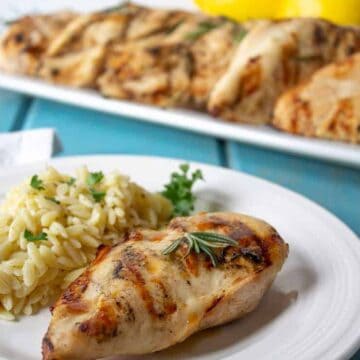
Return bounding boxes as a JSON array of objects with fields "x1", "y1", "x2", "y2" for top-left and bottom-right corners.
[
  {"x1": 313, "y1": 24, "x2": 326, "y2": 45},
  {"x1": 240, "y1": 247, "x2": 264, "y2": 263},
  {"x1": 282, "y1": 39, "x2": 299, "y2": 85},
  {"x1": 290, "y1": 95, "x2": 312, "y2": 133},
  {"x1": 42, "y1": 336, "x2": 54, "y2": 360},
  {"x1": 112, "y1": 260, "x2": 123, "y2": 278},
  {"x1": 327, "y1": 98, "x2": 354, "y2": 133},
  {"x1": 152, "y1": 279, "x2": 177, "y2": 318},
  {"x1": 78, "y1": 299, "x2": 119, "y2": 342},
  {"x1": 205, "y1": 295, "x2": 224, "y2": 314},
  {"x1": 94, "y1": 244, "x2": 111, "y2": 265},
  {"x1": 184, "y1": 252, "x2": 200, "y2": 276},
  {"x1": 58, "y1": 270, "x2": 90, "y2": 313},
  {"x1": 239, "y1": 56, "x2": 262, "y2": 99},
  {"x1": 119, "y1": 246, "x2": 159, "y2": 318},
  {"x1": 127, "y1": 230, "x2": 144, "y2": 242},
  {"x1": 123, "y1": 299, "x2": 136, "y2": 322}
]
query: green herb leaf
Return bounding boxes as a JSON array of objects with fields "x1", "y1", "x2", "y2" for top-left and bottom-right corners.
[
  {"x1": 185, "y1": 21, "x2": 219, "y2": 41},
  {"x1": 45, "y1": 196, "x2": 60, "y2": 205},
  {"x1": 66, "y1": 177, "x2": 76, "y2": 186},
  {"x1": 30, "y1": 175, "x2": 44, "y2": 190},
  {"x1": 165, "y1": 19, "x2": 184, "y2": 34},
  {"x1": 233, "y1": 28, "x2": 247, "y2": 43},
  {"x1": 162, "y1": 231, "x2": 237, "y2": 267},
  {"x1": 162, "y1": 163, "x2": 203, "y2": 217},
  {"x1": 295, "y1": 54, "x2": 322, "y2": 62},
  {"x1": 101, "y1": 2, "x2": 129, "y2": 14},
  {"x1": 90, "y1": 189, "x2": 106, "y2": 203},
  {"x1": 86, "y1": 171, "x2": 104, "y2": 186},
  {"x1": 24, "y1": 229, "x2": 48, "y2": 242},
  {"x1": 2, "y1": 18, "x2": 17, "y2": 26}
]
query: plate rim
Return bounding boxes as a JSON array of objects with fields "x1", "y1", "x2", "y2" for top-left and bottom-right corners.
[{"x1": 0, "y1": 154, "x2": 359, "y2": 360}]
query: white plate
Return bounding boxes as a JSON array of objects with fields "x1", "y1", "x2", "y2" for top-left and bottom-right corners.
[
  {"x1": 0, "y1": 0, "x2": 359, "y2": 169},
  {"x1": 0, "y1": 155, "x2": 360, "y2": 360}
]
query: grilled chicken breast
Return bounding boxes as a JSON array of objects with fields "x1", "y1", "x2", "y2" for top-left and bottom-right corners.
[
  {"x1": 189, "y1": 20, "x2": 246, "y2": 108},
  {"x1": 97, "y1": 14, "x2": 245, "y2": 108},
  {"x1": 42, "y1": 212, "x2": 288, "y2": 360},
  {"x1": 98, "y1": 42, "x2": 192, "y2": 106},
  {"x1": 274, "y1": 52, "x2": 360, "y2": 143},
  {"x1": 0, "y1": 12, "x2": 76, "y2": 75},
  {"x1": 208, "y1": 18, "x2": 360, "y2": 124},
  {"x1": 39, "y1": 46, "x2": 106, "y2": 87}
]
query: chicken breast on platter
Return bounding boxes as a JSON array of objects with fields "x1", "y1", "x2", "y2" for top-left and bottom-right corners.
[
  {"x1": 39, "y1": 46, "x2": 106, "y2": 87},
  {"x1": 97, "y1": 42, "x2": 193, "y2": 107},
  {"x1": 97, "y1": 15, "x2": 247, "y2": 108},
  {"x1": 39, "y1": 4, "x2": 197, "y2": 89},
  {"x1": 208, "y1": 18, "x2": 360, "y2": 125},
  {"x1": 42, "y1": 212, "x2": 288, "y2": 360},
  {"x1": 0, "y1": 12, "x2": 76, "y2": 75},
  {"x1": 273, "y1": 52, "x2": 360, "y2": 143},
  {"x1": 188, "y1": 19, "x2": 247, "y2": 108}
]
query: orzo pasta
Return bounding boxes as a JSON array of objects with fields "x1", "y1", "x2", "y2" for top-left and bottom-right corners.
[{"x1": 0, "y1": 166, "x2": 172, "y2": 319}]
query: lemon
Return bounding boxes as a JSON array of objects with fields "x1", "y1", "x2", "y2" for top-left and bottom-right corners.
[
  {"x1": 194, "y1": 0, "x2": 360, "y2": 25},
  {"x1": 194, "y1": 0, "x2": 284, "y2": 21},
  {"x1": 280, "y1": 0, "x2": 360, "y2": 25}
]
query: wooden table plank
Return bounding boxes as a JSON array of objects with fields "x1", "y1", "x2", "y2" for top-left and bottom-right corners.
[
  {"x1": 227, "y1": 142, "x2": 360, "y2": 235},
  {"x1": 0, "y1": 89, "x2": 31, "y2": 132},
  {"x1": 23, "y1": 99, "x2": 223, "y2": 165}
]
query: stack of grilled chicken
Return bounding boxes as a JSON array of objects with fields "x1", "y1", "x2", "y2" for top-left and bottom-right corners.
[{"x1": 1, "y1": 3, "x2": 359, "y2": 143}]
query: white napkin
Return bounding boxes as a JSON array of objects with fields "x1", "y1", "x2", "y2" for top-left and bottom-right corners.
[{"x1": 0, "y1": 128, "x2": 61, "y2": 169}]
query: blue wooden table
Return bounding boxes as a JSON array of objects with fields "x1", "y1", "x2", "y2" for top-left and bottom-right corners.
[{"x1": 1, "y1": 89, "x2": 359, "y2": 358}]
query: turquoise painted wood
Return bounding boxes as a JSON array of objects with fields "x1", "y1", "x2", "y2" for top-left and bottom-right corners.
[
  {"x1": 23, "y1": 99, "x2": 223, "y2": 165},
  {"x1": 0, "y1": 90, "x2": 31, "y2": 132},
  {"x1": 227, "y1": 142, "x2": 360, "y2": 235}
]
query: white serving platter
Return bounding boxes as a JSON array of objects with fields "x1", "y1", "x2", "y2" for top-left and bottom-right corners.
[
  {"x1": 0, "y1": 155, "x2": 360, "y2": 360},
  {"x1": 0, "y1": 0, "x2": 359, "y2": 168}
]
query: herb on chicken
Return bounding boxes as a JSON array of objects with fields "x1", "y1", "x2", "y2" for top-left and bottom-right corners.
[
  {"x1": 185, "y1": 21, "x2": 219, "y2": 41},
  {"x1": 162, "y1": 231, "x2": 238, "y2": 267}
]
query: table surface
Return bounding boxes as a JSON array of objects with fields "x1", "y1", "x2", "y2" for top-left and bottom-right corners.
[{"x1": 1, "y1": 89, "x2": 359, "y2": 359}]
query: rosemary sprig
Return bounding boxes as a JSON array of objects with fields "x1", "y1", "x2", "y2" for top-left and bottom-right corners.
[
  {"x1": 162, "y1": 232, "x2": 238, "y2": 267},
  {"x1": 295, "y1": 54, "x2": 322, "y2": 62},
  {"x1": 233, "y1": 28, "x2": 247, "y2": 43},
  {"x1": 101, "y1": 2, "x2": 129, "y2": 14},
  {"x1": 185, "y1": 21, "x2": 219, "y2": 41},
  {"x1": 165, "y1": 20, "x2": 184, "y2": 34}
]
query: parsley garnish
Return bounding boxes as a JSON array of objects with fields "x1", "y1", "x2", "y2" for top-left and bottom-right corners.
[
  {"x1": 30, "y1": 175, "x2": 44, "y2": 190},
  {"x1": 162, "y1": 164, "x2": 203, "y2": 217},
  {"x1": 90, "y1": 189, "x2": 106, "y2": 203},
  {"x1": 162, "y1": 232, "x2": 238, "y2": 267},
  {"x1": 66, "y1": 177, "x2": 76, "y2": 186},
  {"x1": 86, "y1": 172, "x2": 104, "y2": 186},
  {"x1": 185, "y1": 21, "x2": 219, "y2": 41},
  {"x1": 45, "y1": 196, "x2": 60, "y2": 204},
  {"x1": 24, "y1": 229, "x2": 48, "y2": 242}
]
